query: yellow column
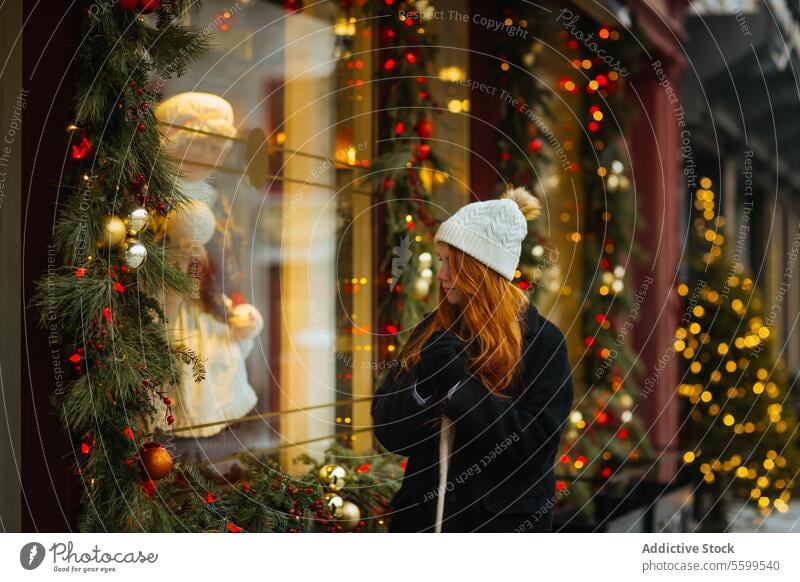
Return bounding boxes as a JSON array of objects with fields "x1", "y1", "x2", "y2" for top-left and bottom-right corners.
[{"x1": 279, "y1": 11, "x2": 336, "y2": 471}]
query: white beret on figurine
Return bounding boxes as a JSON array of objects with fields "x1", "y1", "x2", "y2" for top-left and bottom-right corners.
[{"x1": 156, "y1": 92, "x2": 237, "y2": 182}]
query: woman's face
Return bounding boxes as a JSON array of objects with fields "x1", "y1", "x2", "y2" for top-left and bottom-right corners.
[{"x1": 436, "y1": 242, "x2": 465, "y2": 306}]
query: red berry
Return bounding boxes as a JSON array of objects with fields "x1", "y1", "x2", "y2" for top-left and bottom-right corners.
[
  {"x1": 137, "y1": 123, "x2": 146, "y2": 132},
  {"x1": 163, "y1": 397, "x2": 172, "y2": 406},
  {"x1": 287, "y1": 485, "x2": 295, "y2": 495},
  {"x1": 141, "y1": 479, "x2": 156, "y2": 497},
  {"x1": 141, "y1": 102, "x2": 149, "y2": 110},
  {"x1": 136, "y1": 88, "x2": 143, "y2": 95},
  {"x1": 167, "y1": 415, "x2": 174, "y2": 425}
]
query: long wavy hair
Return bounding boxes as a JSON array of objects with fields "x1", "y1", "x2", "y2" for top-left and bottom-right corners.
[{"x1": 397, "y1": 244, "x2": 531, "y2": 398}]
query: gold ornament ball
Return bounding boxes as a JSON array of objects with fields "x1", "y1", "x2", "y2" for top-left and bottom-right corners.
[
  {"x1": 338, "y1": 501, "x2": 361, "y2": 532},
  {"x1": 140, "y1": 442, "x2": 173, "y2": 480},
  {"x1": 99, "y1": 215, "x2": 127, "y2": 248},
  {"x1": 318, "y1": 463, "x2": 347, "y2": 491},
  {"x1": 324, "y1": 492, "x2": 344, "y2": 518},
  {"x1": 126, "y1": 207, "x2": 150, "y2": 236},
  {"x1": 122, "y1": 239, "x2": 148, "y2": 269}
]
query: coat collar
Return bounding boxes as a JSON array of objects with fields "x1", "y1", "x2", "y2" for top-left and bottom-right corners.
[{"x1": 521, "y1": 301, "x2": 540, "y2": 339}]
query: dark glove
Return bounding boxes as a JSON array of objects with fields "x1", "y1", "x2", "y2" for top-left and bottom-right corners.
[{"x1": 415, "y1": 331, "x2": 467, "y2": 400}]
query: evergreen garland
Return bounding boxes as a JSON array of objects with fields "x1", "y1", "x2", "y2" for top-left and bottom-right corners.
[
  {"x1": 554, "y1": 20, "x2": 655, "y2": 522},
  {"x1": 295, "y1": 443, "x2": 406, "y2": 532},
  {"x1": 372, "y1": 1, "x2": 442, "y2": 361},
  {"x1": 490, "y1": 5, "x2": 555, "y2": 295},
  {"x1": 34, "y1": 0, "x2": 215, "y2": 532}
]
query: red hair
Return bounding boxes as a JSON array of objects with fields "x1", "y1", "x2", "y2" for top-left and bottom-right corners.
[{"x1": 398, "y1": 244, "x2": 530, "y2": 397}]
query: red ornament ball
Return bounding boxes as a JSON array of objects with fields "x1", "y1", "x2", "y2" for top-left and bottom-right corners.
[
  {"x1": 138, "y1": 0, "x2": 160, "y2": 14},
  {"x1": 415, "y1": 119, "x2": 433, "y2": 139},
  {"x1": 417, "y1": 143, "x2": 431, "y2": 161},
  {"x1": 284, "y1": 0, "x2": 303, "y2": 12}
]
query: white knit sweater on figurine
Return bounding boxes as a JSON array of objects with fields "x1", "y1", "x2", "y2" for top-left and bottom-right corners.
[{"x1": 412, "y1": 379, "x2": 464, "y2": 533}]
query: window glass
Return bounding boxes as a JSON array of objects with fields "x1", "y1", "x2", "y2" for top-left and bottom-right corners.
[{"x1": 157, "y1": 0, "x2": 374, "y2": 468}]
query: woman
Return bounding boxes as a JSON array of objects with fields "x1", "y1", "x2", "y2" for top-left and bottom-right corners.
[{"x1": 371, "y1": 187, "x2": 574, "y2": 533}]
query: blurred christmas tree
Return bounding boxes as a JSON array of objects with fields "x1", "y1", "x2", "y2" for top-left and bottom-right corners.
[
  {"x1": 550, "y1": 22, "x2": 655, "y2": 525},
  {"x1": 677, "y1": 176, "x2": 800, "y2": 526}
]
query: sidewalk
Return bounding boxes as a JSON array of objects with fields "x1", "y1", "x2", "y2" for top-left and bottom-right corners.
[{"x1": 726, "y1": 499, "x2": 800, "y2": 533}]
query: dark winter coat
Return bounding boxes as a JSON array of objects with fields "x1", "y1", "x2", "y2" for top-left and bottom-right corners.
[{"x1": 371, "y1": 303, "x2": 574, "y2": 532}]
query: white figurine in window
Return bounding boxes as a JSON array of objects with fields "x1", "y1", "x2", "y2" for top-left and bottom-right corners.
[{"x1": 156, "y1": 92, "x2": 263, "y2": 438}]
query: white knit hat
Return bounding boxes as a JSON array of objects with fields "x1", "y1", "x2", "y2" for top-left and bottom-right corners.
[{"x1": 434, "y1": 187, "x2": 541, "y2": 280}]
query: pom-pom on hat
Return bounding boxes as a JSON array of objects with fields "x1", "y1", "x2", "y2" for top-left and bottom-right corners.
[{"x1": 434, "y1": 186, "x2": 541, "y2": 281}]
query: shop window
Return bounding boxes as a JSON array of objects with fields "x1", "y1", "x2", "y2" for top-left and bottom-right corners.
[{"x1": 156, "y1": 0, "x2": 374, "y2": 470}]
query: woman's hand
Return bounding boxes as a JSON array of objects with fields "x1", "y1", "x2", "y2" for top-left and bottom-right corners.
[{"x1": 416, "y1": 331, "x2": 468, "y2": 400}]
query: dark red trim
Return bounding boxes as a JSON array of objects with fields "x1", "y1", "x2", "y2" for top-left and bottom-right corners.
[
  {"x1": 468, "y1": 0, "x2": 502, "y2": 202},
  {"x1": 21, "y1": 0, "x2": 79, "y2": 531}
]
